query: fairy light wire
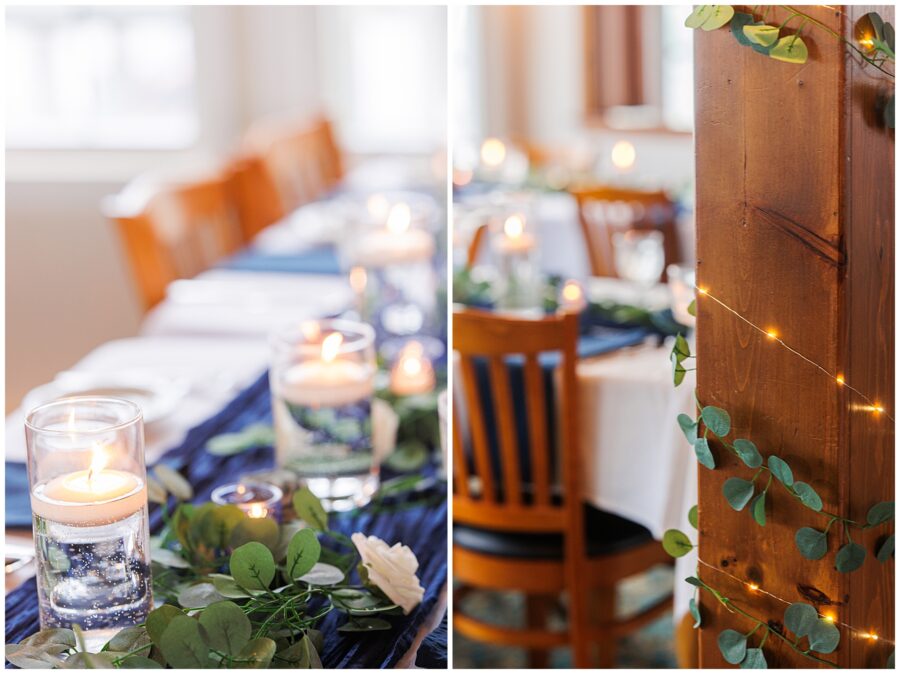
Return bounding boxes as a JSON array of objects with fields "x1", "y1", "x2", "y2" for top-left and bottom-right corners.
[
  {"x1": 697, "y1": 558, "x2": 895, "y2": 646},
  {"x1": 694, "y1": 286, "x2": 893, "y2": 422}
]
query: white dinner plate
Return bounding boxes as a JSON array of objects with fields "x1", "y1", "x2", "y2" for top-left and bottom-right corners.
[{"x1": 21, "y1": 371, "x2": 189, "y2": 428}]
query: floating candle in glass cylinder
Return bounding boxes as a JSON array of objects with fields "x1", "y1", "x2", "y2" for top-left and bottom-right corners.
[
  {"x1": 492, "y1": 213, "x2": 542, "y2": 313},
  {"x1": 211, "y1": 482, "x2": 283, "y2": 521},
  {"x1": 390, "y1": 341, "x2": 436, "y2": 396},
  {"x1": 26, "y1": 397, "x2": 151, "y2": 650},
  {"x1": 270, "y1": 319, "x2": 378, "y2": 510}
]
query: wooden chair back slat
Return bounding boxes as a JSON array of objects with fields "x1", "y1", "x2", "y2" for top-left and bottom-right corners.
[
  {"x1": 569, "y1": 184, "x2": 680, "y2": 278},
  {"x1": 458, "y1": 353, "x2": 497, "y2": 503},
  {"x1": 451, "y1": 403, "x2": 471, "y2": 500},
  {"x1": 104, "y1": 174, "x2": 241, "y2": 311},
  {"x1": 453, "y1": 309, "x2": 580, "y2": 532},
  {"x1": 523, "y1": 353, "x2": 552, "y2": 507},
  {"x1": 488, "y1": 355, "x2": 522, "y2": 506}
]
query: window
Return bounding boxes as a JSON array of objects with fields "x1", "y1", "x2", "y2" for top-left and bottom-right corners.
[
  {"x1": 6, "y1": 6, "x2": 198, "y2": 150},
  {"x1": 583, "y1": 5, "x2": 693, "y2": 132},
  {"x1": 317, "y1": 6, "x2": 446, "y2": 155}
]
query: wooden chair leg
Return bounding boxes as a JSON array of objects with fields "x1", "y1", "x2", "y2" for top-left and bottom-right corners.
[
  {"x1": 590, "y1": 585, "x2": 617, "y2": 668},
  {"x1": 569, "y1": 588, "x2": 593, "y2": 668},
  {"x1": 526, "y1": 594, "x2": 554, "y2": 668}
]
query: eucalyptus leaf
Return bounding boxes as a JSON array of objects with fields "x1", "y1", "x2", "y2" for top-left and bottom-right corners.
[
  {"x1": 198, "y1": 601, "x2": 251, "y2": 657},
  {"x1": 767, "y1": 455, "x2": 794, "y2": 487},
  {"x1": 743, "y1": 24, "x2": 780, "y2": 47},
  {"x1": 147, "y1": 476, "x2": 168, "y2": 504},
  {"x1": 795, "y1": 527, "x2": 828, "y2": 560},
  {"x1": 866, "y1": 501, "x2": 894, "y2": 526},
  {"x1": 151, "y1": 546, "x2": 191, "y2": 569},
  {"x1": 751, "y1": 492, "x2": 766, "y2": 526},
  {"x1": 117, "y1": 657, "x2": 162, "y2": 669},
  {"x1": 230, "y1": 517, "x2": 280, "y2": 550},
  {"x1": 662, "y1": 529, "x2": 694, "y2": 558},
  {"x1": 178, "y1": 582, "x2": 227, "y2": 609},
  {"x1": 694, "y1": 437, "x2": 716, "y2": 470},
  {"x1": 835, "y1": 541, "x2": 866, "y2": 573},
  {"x1": 688, "y1": 505, "x2": 699, "y2": 530},
  {"x1": 687, "y1": 299, "x2": 696, "y2": 317},
  {"x1": 153, "y1": 464, "x2": 194, "y2": 501},
  {"x1": 733, "y1": 439, "x2": 762, "y2": 468},
  {"x1": 207, "y1": 424, "x2": 275, "y2": 456},
  {"x1": 678, "y1": 414, "x2": 699, "y2": 445},
  {"x1": 731, "y1": 12, "x2": 755, "y2": 46},
  {"x1": 385, "y1": 440, "x2": 429, "y2": 472},
  {"x1": 159, "y1": 616, "x2": 210, "y2": 669},
  {"x1": 293, "y1": 487, "x2": 328, "y2": 531},
  {"x1": 689, "y1": 597, "x2": 702, "y2": 628},
  {"x1": 231, "y1": 542, "x2": 276, "y2": 591},
  {"x1": 784, "y1": 602, "x2": 818, "y2": 638},
  {"x1": 197, "y1": 504, "x2": 246, "y2": 550},
  {"x1": 274, "y1": 521, "x2": 308, "y2": 562},
  {"x1": 62, "y1": 652, "x2": 117, "y2": 669},
  {"x1": 741, "y1": 648, "x2": 768, "y2": 669},
  {"x1": 718, "y1": 629, "x2": 748, "y2": 665},
  {"x1": 793, "y1": 482, "x2": 823, "y2": 512},
  {"x1": 104, "y1": 626, "x2": 150, "y2": 654},
  {"x1": 19, "y1": 629, "x2": 76, "y2": 652},
  {"x1": 808, "y1": 620, "x2": 841, "y2": 654},
  {"x1": 5, "y1": 644, "x2": 64, "y2": 669},
  {"x1": 887, "y1": 650, "x2": 895, "y2": 669},
  {"x1": 236, "y1": 637, "x2": 277, "y2": 668},
  {"x1": 685, "y1": 576, "x2": 703, "y2": 588},
  {"x1": 673, "y1": 334, "x2": 691, "y2": 361},
  {"x1": 701, "y1": 406, "x2": 731, "y2": 437},
  {"x1": 274, "y1": 635, "x2": 322, "y2": 668},
  {"x1": 673, "y1": 360, "x2": 687, "y2": 387},
  {"x1": 146, "y1": 605, "x2": 183, "y2": 648},
  {"x1": 723, "y1": 477, "x2": 755, "y2": 511},
  {"x1": 769, "y1": 35, "x2": 808, "y2": 64},
  {"x1": 877, "y1": 534, "x2": 894, "y2": 562},
  {"x1": 209, "y1": 574, "x2": 263, "y2": 599},
  {"x1": 685, "y1": 5, "x2": 713, "y2": 29},
  {"x1": 299, "y1": 563, "x2": 346, "y2": 586},
  {"x1": 286, "y1": 529, "x2": 322, "y2": 580},
  {"x1": 700, "y1": 4, "x2": 735, "y2": 31}
]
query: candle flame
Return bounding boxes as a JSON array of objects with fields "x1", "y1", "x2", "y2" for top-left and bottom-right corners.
[
  {"x1": 400, "y1": 342, "x2": 425, "y2": 376},
  {"x1": 386, "y1": 203, "x2": 411, "y2": 234},
  {"x1": 504, "y1": 214, "x2": 525, "y2": 240},
  {"x1": 321, "y1": 332, "x2": 343, "y2": 363},
  {"x1": 562, "y1": 280, "x2": 583, "y2": 303},
  {"x1": 248, "y1": 503, "x2": 267, "y2": 519},
  {"x1": 88, "y1": 443, "x2": 108, "y2": 483},
  {"x1": 481, "y1": 137, "x2": 506, "y2": 167},
  {"x1": 349, "y1": 266, "x2": 367, "y2": 294},
  {"x1": 611, "y1": 140, "x2": 636, "y2": 171}
]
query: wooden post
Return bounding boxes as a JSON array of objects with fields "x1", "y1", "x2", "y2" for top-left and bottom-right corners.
[{"x1": 695, "y1": 5, "x2": 893, "y2": 668}]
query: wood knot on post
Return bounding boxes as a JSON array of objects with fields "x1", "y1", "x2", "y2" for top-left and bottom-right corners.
[{"x1": 797, "y1": 584, "x2": 842, "y2": 607}]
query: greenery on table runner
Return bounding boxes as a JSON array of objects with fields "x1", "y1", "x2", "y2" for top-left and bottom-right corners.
[
  {"x1": 7, "y1": 478, "x2": 426, "y2": 669},
  {"x1": 685, "y1": 6, "x2": 895, "y2": 128},
  {"x1": 664, "y1": 325, "x2": 894, "y2": 666}
]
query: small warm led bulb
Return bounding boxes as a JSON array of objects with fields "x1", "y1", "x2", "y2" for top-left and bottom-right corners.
[
  {"x1": 747, "y1": 582, "x2": 759, "y2": 592},
  {"x1": 823, "y1": 613, "x2": 836, "y2": 624},
  {"x1": 765, "y1": 329, "x2": 778, "y2": 340},
  {"x1": 835, "y1": 374, "x2": 845, "y2": 386},
  {"x1": 872, "y1": 404, "x2": 885, "y2": 415},
  {"x1": 697, "y1": 287, "x2": 708, "y2": 295}
]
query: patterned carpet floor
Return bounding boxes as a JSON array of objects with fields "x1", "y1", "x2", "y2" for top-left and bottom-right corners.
[{"x1": 453, "y1": 564, "x2": 677, "y2": 668}]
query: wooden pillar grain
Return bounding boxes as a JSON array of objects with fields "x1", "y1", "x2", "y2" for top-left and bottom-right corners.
[{"x1": 694, "y1": 5, "x2": 894, "y2": 668}]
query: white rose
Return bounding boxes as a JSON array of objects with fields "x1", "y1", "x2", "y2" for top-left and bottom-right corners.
[
  {"x1": 351, "y1": 533, "x2": 425, "y2": 614},
  {"x1": 371, "y1": 398, "x2": 399, "y2": 463}
]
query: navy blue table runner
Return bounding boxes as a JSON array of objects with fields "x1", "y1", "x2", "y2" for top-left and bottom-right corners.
[{"x1": 5, "y1": 373, "x2": 447, "y2": 669}]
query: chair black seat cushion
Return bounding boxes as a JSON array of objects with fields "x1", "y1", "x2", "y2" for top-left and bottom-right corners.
[{"x1": 453, "y1": 505, "x2": 654, "y2": 560}]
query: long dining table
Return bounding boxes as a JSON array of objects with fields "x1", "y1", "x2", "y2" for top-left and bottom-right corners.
[{"x1": 5, "y1": 158, "x2": 449, "y2": 668}]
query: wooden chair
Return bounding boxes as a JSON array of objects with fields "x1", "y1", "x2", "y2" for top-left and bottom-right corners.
[
  {"x1": 453, "y1": 309, "x2": 672, "y2": 668},
  {"x1": 227, "y1": 115, "x2": 344, "y2": 241},
  {"x1": 103, "y1": 173, "x2": 243, "y2": 310},
  {"x1": 569, "y1": 184, "x2": 681, "y2": 279},
  {"x1": 466, "y1": 222, "x2": 489, "y2": 269}
]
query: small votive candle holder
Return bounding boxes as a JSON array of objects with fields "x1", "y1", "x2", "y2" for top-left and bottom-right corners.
[
  {"x1": 270, "y1": 318, "x2": 378, "y2": 510},
  {"x1": 211, "y1": 482, "x2": 283, "y2": 521},
  {"x1": 389, "y1": 340, "x2": 437, "y2": 396},
  {"x1": 491, "y1": 213, "x2": 542, "y2": 313},
  {"x1": 558, "y1": 279, "x2": 587, "y2": 314},
  {"x1": 25, "y1": 397, "x2": 151, "y2": 648}
]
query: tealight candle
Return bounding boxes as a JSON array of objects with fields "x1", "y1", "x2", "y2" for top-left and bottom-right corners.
[
  {"x1": 25, "y1": 397, "x2": 151, "y2": 643},
  {"x1": 353, "y1": 202, "x2": 436, "y2": 268},
  {"x1": 495, "y1": 214, "x2": 536, "y2": 255},
  {"x1": 390, "y1": 341, "x2": 436, "y2": 396},
  {"x1": 211, "y1": 482, "x2": 283, "y2": 521},
  {"x1": 559, "y1": 279, "x2": 587, "y2": 313}
]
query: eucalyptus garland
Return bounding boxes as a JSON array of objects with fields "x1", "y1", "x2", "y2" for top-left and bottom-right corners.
[
  {"x1": 6, "y1": 478, "x2": 427, "y2": 669},
  {"x1": 685, "y1": 5, "x2": 895, "y2": 127}
]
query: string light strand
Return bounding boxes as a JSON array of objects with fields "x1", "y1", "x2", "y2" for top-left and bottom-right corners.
[
  {"x1": 694, "y1": 286, "x2": 893, "y2": 422},
  {"x1": 697, "y1": 558, "x2": 894, "y2": 646}
]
